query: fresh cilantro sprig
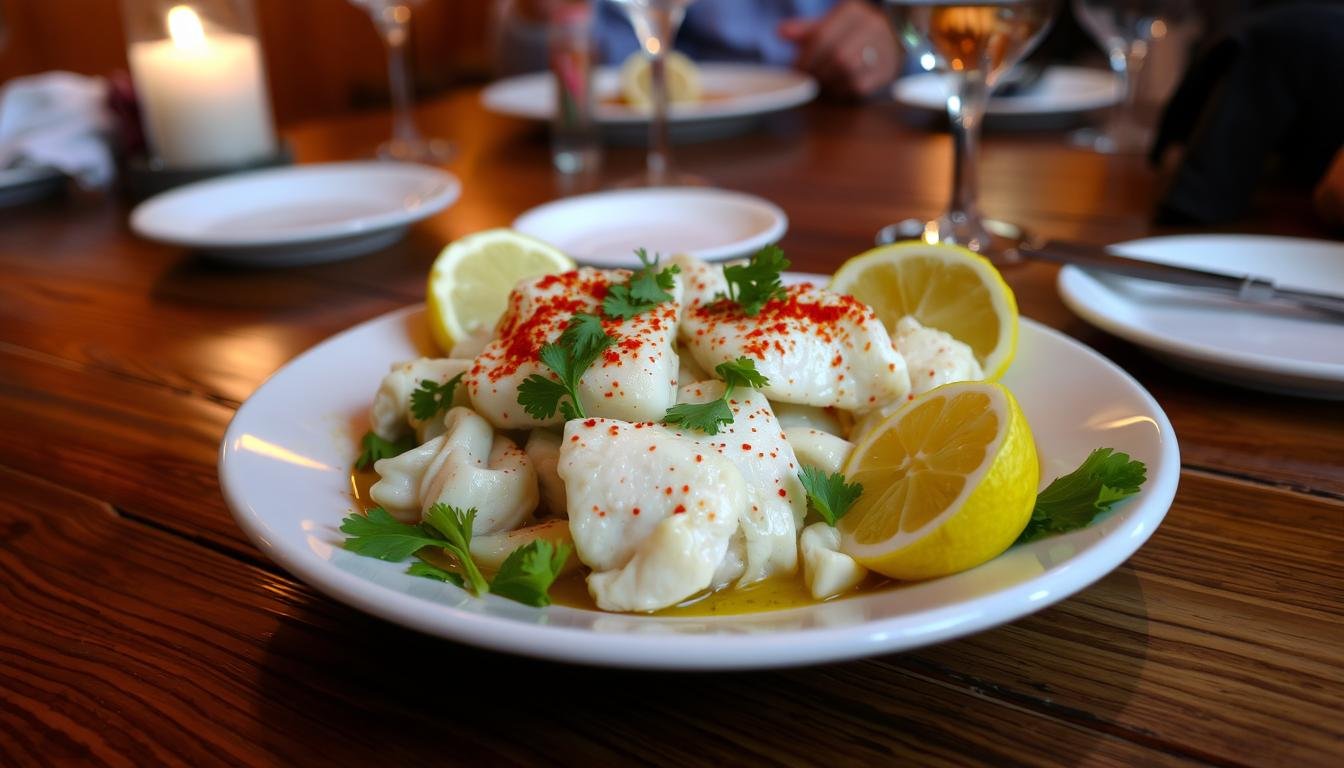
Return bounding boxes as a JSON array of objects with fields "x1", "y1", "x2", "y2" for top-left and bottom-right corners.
[
  {"x1": 603, "y1": 248, "x2": 681, "y2": 320},
  {"x1": 719, "y1": 244, "x2": 790, "y2": 316},
  {"x1": 340, "y1": 504, "x2": 571, "y2": 606},
  {"x1": 490, "y1": 539, "x2": 572, "y2": 607},
  {"x1": 517, "y1": 313, "x2": 614, "y2": 421},
  {"x1": 1016, "y1": 448, "x2": 1147, "y2": 543},
  {"x1": 799, "y1": 467, "x2": 863, "y2": 526},
  {"x1": 409, "y1": 372, "x2": 464, "y2": 421},
  {"x1": 662, "y1": 357, "x2": 769, "y2": 435},
  {"x1": 355, "y1": 431, "x2": 415, "y2": 469}
]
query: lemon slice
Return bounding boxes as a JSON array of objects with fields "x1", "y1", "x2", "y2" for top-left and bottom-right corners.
[
  {"x1": 829, "y1": 241, "x2": 1019, "y2": 380},
  {"x1": 426, "y1": 228, "x2": 574, "y2": 354},
  {"x1": 838, "y1": 381, "x2": 1038, "y2": 581},
  {"x1": 619, "y1": 51, "x2": 702, "y2": 110}
]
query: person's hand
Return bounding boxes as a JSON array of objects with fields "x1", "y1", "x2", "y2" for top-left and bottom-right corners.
[{"x1": 778, "y1": 0, "x2": 899, "y2": 99}]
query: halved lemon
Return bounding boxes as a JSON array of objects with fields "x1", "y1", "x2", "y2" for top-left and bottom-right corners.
[
  {"x1": 426, "y1": 228, "x2": 574, "y2": 354},
  {"x1": 829, "y1": 241, "x2": 1018, "y2": 380},
  {"x1": 839, "y1": 381, "x2": 1038, "y2": 581},
  {"x1": 620, "y1": 51, "x2": 702, "y2": 110}
]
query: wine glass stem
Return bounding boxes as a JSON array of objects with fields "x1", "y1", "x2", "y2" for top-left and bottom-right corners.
[
  {"x1": 947, "y1": 76, "x2": 988, "y2": 220},
  {"x1": 1108, "y1": 45, "x2": 1147, "y2": 138},
  {"x1": 375, "y1": 7, "x2": 421, "y2": 146},
  {"x1": 648, "y1": 52, "x2": 670, "y2": 183}
]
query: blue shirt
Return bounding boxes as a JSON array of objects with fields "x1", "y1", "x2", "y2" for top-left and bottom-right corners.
[{"x1": 594, "y1": 1, "x2": 840, "y2": 66}]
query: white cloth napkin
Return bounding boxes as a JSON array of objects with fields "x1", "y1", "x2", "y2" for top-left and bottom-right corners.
[{"x1": 0, "y1": 72, "x2": 114, "y2": 189}]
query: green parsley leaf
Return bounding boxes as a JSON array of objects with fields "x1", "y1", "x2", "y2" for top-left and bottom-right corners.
[
  {"x1": 407, "y1": 556, "x2": 465, "y2": 586},
  {"x1": 340, "y1": 507, "x2": 446, "y2": 561},
  {"x1": 661, "y1": 356, "x2": 770, "y2": 434},
  {"x1": 409, "y1": 372, "x2": 464, "y2": 422},
  {"x1": 490, "y1": 540, "x2": 573, "y2": 607},
  {"x1": 517, "y1": 313, "x2": 613, "y2": 421},
  {"x1": 798, "y1": 466, "x2": 864, "y2": 526},
  {"x1": 716, "y1": 357, "x2": 768, "y2": 390},
  {"x1": 603, "y1": 248, "x2": 681, "y2": 320},
  {"x1": 422, "y1": 503, "x2": 490, "y2": 595},
  {"x1": 662, "y1": 397, "x2": 735, "y2": 435},
  {"x1": 1016, "y1": 448, "x2": 1147, "y2": 544},
  {"x1": 354, "y1": 431, "x2": 415, "y2": 470},
  {"x1": 721, "y1": 244, "x2": 790, "y2": 316}
]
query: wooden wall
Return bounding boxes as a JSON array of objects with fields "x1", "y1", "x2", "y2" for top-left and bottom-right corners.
[{"x1": 0, "y1": 0, "x2": 495, "y2": 125}]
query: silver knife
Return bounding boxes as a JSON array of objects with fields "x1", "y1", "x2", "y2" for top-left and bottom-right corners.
[{"x1": 1020, "y1": 239, "x2": 1344, "y2": 319}]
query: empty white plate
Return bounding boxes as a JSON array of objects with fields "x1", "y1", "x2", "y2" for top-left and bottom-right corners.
[
  {"x1": 130, "y1": 161, "x2": 461, "y2": 267},
  {"x1": 482, "y1": 63, "x2": 818, "y2": 143},
  {"x1": 895, "y1": 66, "x2": 1122, "y2": 130},
  {"x1": 1057, "y1": 234, "x2": 1344, "y2": 398},
  {"x1": 513, "y1": 187, "x2": 788, "y2": 267}
]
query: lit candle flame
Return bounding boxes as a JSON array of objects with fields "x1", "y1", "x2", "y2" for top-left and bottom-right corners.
[{"x1": 167, "y1": 5, "x2": 208, "y2": 52}]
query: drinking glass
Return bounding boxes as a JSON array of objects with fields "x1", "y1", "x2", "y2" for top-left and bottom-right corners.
[
  {"x1": 349, "y1": 0, "x2": 452, "y2": 163},
  {"x1": 1070, "y1": 0, "x2": 1185, "y2": 154},
  {"x1": 880, "y1": 1, "x2": 1058, "y2": 261},
  {"x1": 609, "y1": 0, "x2": 699, "y2": 186}
]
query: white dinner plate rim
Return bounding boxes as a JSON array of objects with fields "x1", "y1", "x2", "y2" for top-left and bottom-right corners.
[
  {"x1": 893, "y1": 66, "x2": 1122, "y2": 115},
  {"x1": 129, "y1": 161, "x2": 461, "y2": 249},
  {"x1": 1056, "y1": 234, "x2": 1344, "y2": 383},
  {"x1": 481, "y1": 62, "x2": 819, "y2": 125},
  {"x1": 512, "y1": 187, "x2": 789, "y2": 265},
  {"x1": 220, "y1": 277, "x2": 1179, "y2": 669}
]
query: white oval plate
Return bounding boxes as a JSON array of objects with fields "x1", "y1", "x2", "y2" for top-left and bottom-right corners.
[
  {"x1": 513, "y1": 187, "x2": 787, "y2": 267},
  {"x1": 130, "y1": 161, "x2": 461, "y2": 267},
  {"x1": 895, "y1": 66, "x2": 1121, "y2": 129},
  {"x1": 220, "y1": 272, "x2": 1179, "y2": 670},
  {"x1": 483, "y1": 63, "x2": 818, "y2": 126},
  {"x1": 1057, "y1": 234, "x2": 1344, "y2": 399}
]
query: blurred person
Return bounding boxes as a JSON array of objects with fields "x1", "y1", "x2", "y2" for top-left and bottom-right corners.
[{"x1": 493, "y1": 0, "x2": 899, "y2": 99}]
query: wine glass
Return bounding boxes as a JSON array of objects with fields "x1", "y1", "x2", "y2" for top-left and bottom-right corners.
[
  {"x1": 349, "y1": 0, "x2": 452, "y2": 163},
  {"x1": 880, "y1": 1, "x2": 1058, "y2": 262},
  {"x1": 1070, "y1": 0, "x2": 1185, "y2": 155},
  {"x1": 609, "y1": 0, "x2": 700, "y2": 186}
]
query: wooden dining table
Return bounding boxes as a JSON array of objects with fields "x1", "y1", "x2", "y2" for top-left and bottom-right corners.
[{"x1": 1, "y1": 86, "x2": 1340, "y2": 767}]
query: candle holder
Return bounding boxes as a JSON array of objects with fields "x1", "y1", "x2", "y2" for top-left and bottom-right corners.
[{"x1": 121, "y1": 0, "x2": 280, "y2": 173}]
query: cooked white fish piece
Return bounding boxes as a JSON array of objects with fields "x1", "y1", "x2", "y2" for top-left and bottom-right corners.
[
  {"x1": 770, "y1": 402, "x2": 848, "y2": 438},
  {"x1": 465, "y1": 268, "x2": 683, "y2": 429},
  {"x1": 783, "y1": 427, "x2": 854, "y2": 475},
  {"x1": 560, "y1": 417, "x2": 747, "y2": 612},
  {"x1": 680, "y1": 282, "x2": 911, "y2": 411},
  {"x1": 370, "y1": 358, "x2": 470, "y2": 442},
  {"x1": 448, "y1": 326, "x2": 494, "y2": 361},
  {"x1": 676, "y1": 343, "x2": 710, "y2": 386},
  {"x1": 370, "y1": 407, "x2": 538, "y2": 534},
  {"x1": 663, "y1": 382, "x2": 804, "y2": 584},
  {"x1": 670, "y1": 252, "x2": 728, "y2": 317},
  {"x1": 524, "y1": 430, "x2": 567, "y2": 517},
  {"x1": 800, "y1": 522, "x2": 868, "y2": 600},
  {"x1": 469, "y1": 519, "x2": 578, "y2": 574},
  {"x1": 893, "y1": 316, "x2": 984, "y2": 395}
]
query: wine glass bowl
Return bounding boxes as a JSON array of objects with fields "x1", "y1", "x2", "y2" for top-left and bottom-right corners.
[{"x1": 880, "y1": 1, "x2": 1057, "y2": 262}]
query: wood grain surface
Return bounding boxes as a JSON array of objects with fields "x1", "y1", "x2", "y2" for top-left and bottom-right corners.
[{"x1": 1, "y1": 90, "x2": 1341, "y2": 767}]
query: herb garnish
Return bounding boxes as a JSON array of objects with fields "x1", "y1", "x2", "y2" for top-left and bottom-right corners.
[
  {"x1": 602, "y1": 248, "x2": 680, "y2": 320},
  {"x1": 517, "y1": 312, "x2": 614, "y2": 421},
  {"x1": 1016, "y1": 448, "x2": 1147, "y2": 543},
  {"x1": 355, "y1": 431, "x2": 415, "y2": 470},
  {"x1": 798, "y1": 467, "x2": 863, "y2": 526},
  {"x1": 662, "y1": 357, "x2": 769, "y2": 435},
  {"x1": 409, "y1": 372, "x2": 464, "y2": 422},
  {"x1": 719, "y1": 244, "x2": 790, "y2": 316}
]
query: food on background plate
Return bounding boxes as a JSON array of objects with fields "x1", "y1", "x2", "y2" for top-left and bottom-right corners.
[
  {"x1": 618, "y1": 50, "x2": 703, "y2": 109},
  {"x1": 343, "y1": 234, "x2": 1147, "y2": 613}
]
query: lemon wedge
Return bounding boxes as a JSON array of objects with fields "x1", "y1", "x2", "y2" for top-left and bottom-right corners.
[
  {"x1": 426, "y1": 228, "x2": 574, "y2": 354},
  {"x1": 838, "y1": 381, "x2": 1038, "y2": 581},
  {"x1": 829, "y1": 241, "x2": 1019, "y2": 380},
  {"x1": 619, "y1": 51, "x2": 702, "y2": 110}
]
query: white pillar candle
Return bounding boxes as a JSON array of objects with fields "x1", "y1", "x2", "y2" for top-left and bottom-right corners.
[{"x1": 128, "y1": 5, "x2": 276, "y2": 168}]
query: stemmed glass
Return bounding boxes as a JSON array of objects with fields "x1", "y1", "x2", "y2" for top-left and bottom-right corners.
[
  {"x1": 609, "y1": 0, "x2": 700, "y2": 186},
  {"x1": 1070, "y1": 0, "x2": 1185, "y2": 154},
  {"x1": 349, "y1": 0, "x2": 452, "y2": 163},
  {"x1": 880, "y1": 1, "x2": 1058, "y2": 262}
]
